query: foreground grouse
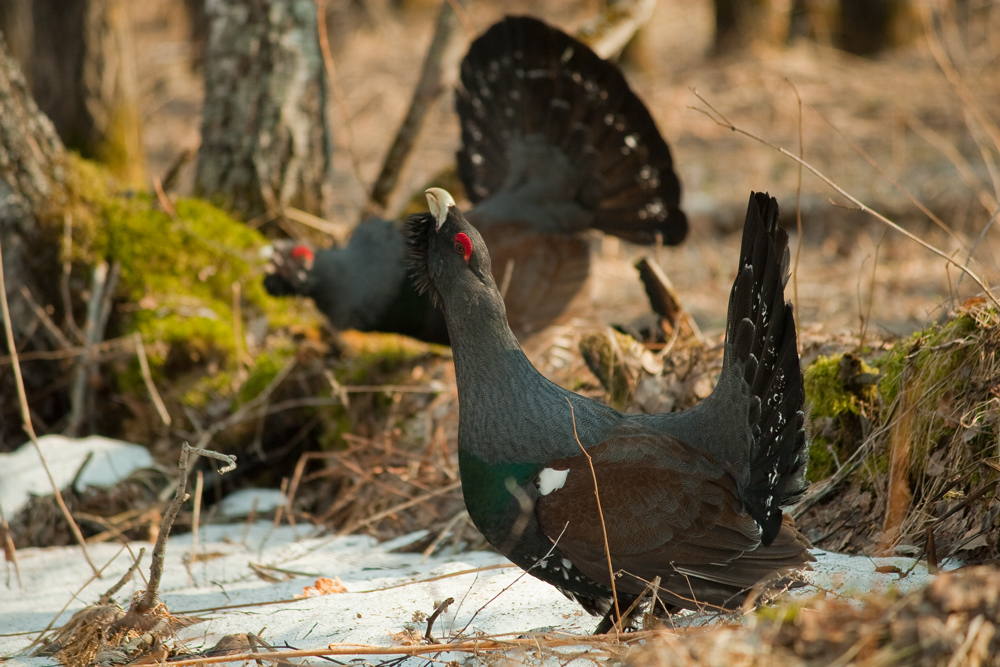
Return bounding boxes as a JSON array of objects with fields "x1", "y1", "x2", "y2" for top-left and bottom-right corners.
[
  {"x1": 408, "y1": 188, "x2": 813, "y2": 632},
  {"x1": 264, "y1": 15, "x2": 687, "y2": 344}
]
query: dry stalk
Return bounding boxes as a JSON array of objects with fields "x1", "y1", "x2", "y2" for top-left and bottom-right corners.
[
  {"x1": 99, "y1": 547, "x2": 146, "y2": 605},
  {"x1": 365, "y1": 0, "x2": 464, "y2": 218},
  {"x1": 188, "y1": 471, "x2": 204, "y2": 573},
  {"x1": 337, "y1": 480, "x2": 461, "y2": 535},
  {"x1": 152, "y1": 176, "x2": 177, "y2": 217},
  {"x1": 0, "y1": 494, "x2": 23, "y2": 588},
  {"x1": 689, "y1": 89, "x2": 1000, "y2": 310},
  {"x1": 0, "y1": 236, "x2": 99, "y2": 576},
  {"x1": 60, "y1": 214, "x2": 83, "y2": 341},
  {"x1": 0, "y1": 335, "x2": 131, "y2": 366},
  {"x1": 789, "y1": 79, "x2": 804, "y2": 330},
  {"x1": 158, "y1": 633, "x2": 654, "y2": 667},
  {"x1": 133, "y1": 332, "x2": 171, "y2": 426},
  {"x1": 567, "y1": 398, "x2": 621, "y2": 636},
  {"x1": 19, "y1": 285, "x2": 73, "y2": 349},
  {"x1": 67, "y1": 260, "x2": 119, "y2": 436},
  {"x1": 176, "y1": 564, "x2": 516, "y2": 615},
  {"x1": 920, "y1": 5, "x2": 1000, "y2": 157},
  {"x1": 28, "y1": 544, "x2": 129, "y2": 651},
  {"x1": 281, "y1": 206, "x2": 352, "y2": 244}
]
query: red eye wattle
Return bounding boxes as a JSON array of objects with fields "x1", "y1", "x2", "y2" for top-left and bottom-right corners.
[
  {"x1": 454, "y1": 233, "x2": 473, "y2": 262},
  {"x1": 291, "y1": 246, "x2": 315, "y2": 262}
]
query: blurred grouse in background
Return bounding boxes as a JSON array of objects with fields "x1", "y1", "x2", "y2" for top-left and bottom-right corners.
[
  {"x1": 264, "y1": 15, "x2": 687, "y2": 345},
  {"x1": 408, "y1": 188, "x2": 812, "y2": 632}
]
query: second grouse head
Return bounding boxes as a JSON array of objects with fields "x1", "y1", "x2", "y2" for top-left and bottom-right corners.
[{"x1": 407, "y1": 188, "x2": 499, "y2": 310}]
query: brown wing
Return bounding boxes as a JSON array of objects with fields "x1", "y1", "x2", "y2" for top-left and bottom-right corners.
[
  {"x1": 535, "y1": 430, "x2": 810, "y2": 609},
  {"x1": 479, "y1": 222, "x2": 591, "y2": 337}
]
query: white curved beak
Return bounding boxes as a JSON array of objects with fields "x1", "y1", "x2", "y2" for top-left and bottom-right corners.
[{"x1": 425, "y1": 188, "x2": 456, "y2": 230}]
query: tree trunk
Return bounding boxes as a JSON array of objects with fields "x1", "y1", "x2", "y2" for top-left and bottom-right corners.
[
  {"x1": 195, "y1": 0, "x2": 333, "y2": 222},
  {"x1": 0, "y1": 35, "x2": 73, "y2": 444},
  {"x1": 713, "y1": 0, "x2": 792, "y2": 55},
  {"x1": 0, "y1": 0, "x2": 145, "y2": 186}
]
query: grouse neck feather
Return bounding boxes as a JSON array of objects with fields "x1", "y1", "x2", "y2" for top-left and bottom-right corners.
[{"x1": 406, "y1": 194, "x2": 614, "y2": 465}]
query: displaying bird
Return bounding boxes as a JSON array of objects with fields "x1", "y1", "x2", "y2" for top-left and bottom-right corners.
[
  {"x1": 264, "y1": 15, "x2": 687, "y2": 344},
  {"x1": 407, "y1": 187, "x2": 812, "y2": 633}
]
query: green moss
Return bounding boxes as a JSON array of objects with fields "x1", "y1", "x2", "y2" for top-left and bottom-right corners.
[
  {"x1": 806, "y1": 436, "x2": 836, "y2": 484},
  {"x1": 337, "y1": 333, "x2": 438, "y2": 386},
  {"x1": 874, "y1": 313, "x2": 978, "y2": 407},
  {"x1": 804, "y1": 354, "x2": 878, "y2": 419}
]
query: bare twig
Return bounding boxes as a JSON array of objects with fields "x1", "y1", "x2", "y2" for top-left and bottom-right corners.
[
  {"x1": 19, "y1": 285, "x2": 73, "y2": 350},
  {"x1": 365, "y1": 0, "x2": 464, "y2": 218},
  {"x1": 133, "y1": 332, "x2": 171, "y2": 426},
  {"x1": 154, "y1": 633, "x2": 656, "y2": 667},
  {"x1": 689, "y1": 89, "x2": 1000, "y2": 309},
  {"x1": 153, "y1": 175, "x2": 177, "y2": 217},
  {"x1": 28, "y1": 544, "x2": 129, "y2": 649},
  {"x1": 189, "y1": 471, "x2": 204, "y2": 575},
  {"x1": 60, "y1": 214, "x2": 83, "y2": 342},
  {"x1": 232, "y1": 281, "x2": 246, "y2": 369},
  {"x1": 424, "y1": 596, "x2": 454, "y2": 643},
  {"x1": 66, "y1": 262, "x2": 109, "y2": 436},
  {"x1": 921, "y1": 5, "x2": 1000, "y2": 157},
  {"x1": 0, "y1": 493, "x2": 22, "y2": 588},
  {"x1": 281, "y1": 206, "x2": 352, "y2": 244},
  {"x1": 567, "y1": 398, "x2": 621, "y2": 635},
  {"x1": 98, "y1": 547, "x2": 146, "y2": 605},
  {"x1": 0, "y1": 237, "x2": 99, "y2": 575},
  {"x1": 0, "y1": 335, "x2": 132, "y2": 366},
  {"x1": 338, "y1": 480, "x2": 461, "y2": 534},
  {"x1": 66, "y1": 260, "x2": 119, "y2": 436},
  {"x1": 136, "y1": 443, "x2": 236, "y2": 615},
  {"x1": 787, "y1": 79, "x2": 803, "y2": 330}
]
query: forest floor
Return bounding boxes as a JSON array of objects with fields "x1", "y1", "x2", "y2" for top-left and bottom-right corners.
[{"x1": 4, "y1": 1, "x2": 1000, "y2": 665}]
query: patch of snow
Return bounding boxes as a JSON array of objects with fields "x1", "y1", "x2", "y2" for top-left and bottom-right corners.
[
  {"x1": 217, "y1": 487, "x2": 287, "y2": 517},
  {"x1": 0, "y1": 436, "x2": 154, "y2": 517},
  {"x1": 0, "y1": 522, "x2": 951, "y2": 666}
]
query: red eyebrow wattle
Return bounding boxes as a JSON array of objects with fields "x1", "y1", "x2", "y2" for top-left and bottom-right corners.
[
  {"x1": 455, "y1": 233, "x2": 473, "y2": 261},
  {"x1": 291, "y1": 246, "x2": 314, "y2": 262}
]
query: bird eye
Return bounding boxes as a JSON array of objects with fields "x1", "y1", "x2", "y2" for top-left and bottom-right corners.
[{"x1": 454, "y1": 233, "x2": 473, "y2": 262}]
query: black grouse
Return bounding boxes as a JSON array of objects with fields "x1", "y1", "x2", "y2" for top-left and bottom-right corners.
[
  {"x1": 407, "y1": 187, "x2": 813, "y2": 632},
  {"x1": 264, "y1": 15, "x2": 687, "y2": 344}
]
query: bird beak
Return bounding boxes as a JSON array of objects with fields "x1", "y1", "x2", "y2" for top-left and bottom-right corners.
[{"x1": 425, "y1": 188, "x2": 456, "y2": 231}]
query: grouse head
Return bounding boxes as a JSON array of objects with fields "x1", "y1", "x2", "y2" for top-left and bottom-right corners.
[
  {"x1": 262, "y1": 240, "x2": 318, "y2": 297},
  {"x1": 407, "y1": 188, "x2": 501, "y2": 313}
]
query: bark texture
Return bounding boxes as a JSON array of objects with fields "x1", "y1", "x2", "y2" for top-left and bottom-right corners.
[
  {"x1": 0, "y1": 0, "x2": 145, "y2": 185},
  {"x1": 195, "y1": 0, "x2": 333, "y2": 221},
  {"x1": 0, "y1": 35, "x2": 71, "y2": 444}
]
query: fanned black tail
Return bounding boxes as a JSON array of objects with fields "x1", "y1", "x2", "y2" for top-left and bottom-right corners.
[
  {"x1": 724, "y1": 192, "x2": 807, "y2": 545},
  {"x1": 455, "y1": 15, "x2": 687, "y2": 245}
]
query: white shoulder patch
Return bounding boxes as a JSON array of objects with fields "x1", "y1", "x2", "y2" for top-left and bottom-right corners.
[{"x1": 537, "y1": 468, "x2": 569, "y2": 496}]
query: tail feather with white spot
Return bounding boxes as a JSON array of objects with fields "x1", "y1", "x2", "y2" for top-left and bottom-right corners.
[
  {"x1": 724, "y1": 193, "x2": 807, "y2": 545},
  {"x1": 455, "y1": 15, "x2": 687, "y2": 246}
]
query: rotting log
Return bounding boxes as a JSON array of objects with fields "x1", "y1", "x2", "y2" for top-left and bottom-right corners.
[{"x1": 195, "y1": 0, "x2": 333, "y2": 223}]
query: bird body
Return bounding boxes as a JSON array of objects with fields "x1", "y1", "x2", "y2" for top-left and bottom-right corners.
[
  {"x1": 265, "y1": 15, "x2": 686, "y2": 343},
  {"x1": 408, "y1": 188, "x2": 812, "y2": 632}
]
